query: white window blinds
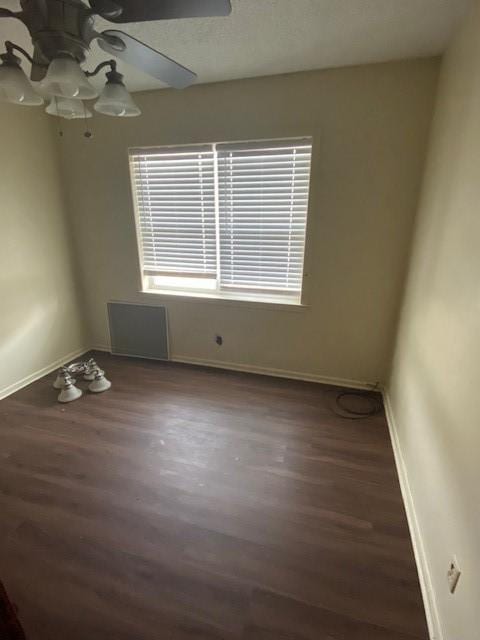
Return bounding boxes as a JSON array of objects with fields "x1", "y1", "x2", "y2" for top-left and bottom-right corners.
[
  {"x1": 130, "y1": 145, "x2": 216, "y2": 277},
  {"x1": 130, "y1": 138, "x2": 312, "y2": 301},
  {"x1": 217, "y1": 140, "x2": 312, "y2": 294}
]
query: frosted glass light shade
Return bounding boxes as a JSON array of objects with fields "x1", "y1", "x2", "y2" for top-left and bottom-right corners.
[
  {"x1": 94, "y1": 81, "x2": 140, "y2": 117},
  {"x1": 89, "y1": 374, "x2": 112, "y2": 393},
  {"x1": 46, "y1": 97, "x2": 92, "y2": 119},
  {"x1": 40, "y1": 57, "x2": 98, "y2": 99},
  {"x1": 0, "y1": 62, "x2": 43, "y2": 105},
  {"x1": 58, "y1": 383, "x2": 82, "y2": 403}
]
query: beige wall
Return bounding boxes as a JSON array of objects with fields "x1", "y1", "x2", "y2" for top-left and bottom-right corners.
[
  {"x1": 58, "y1": 58, "x2": 438, "y2": 385},
  {"x1": 388, "y1": 4, "x2": 480, "y2": 639},
  {"x1": 0, "y1": 105, "x2": 87, "y2": 397}
]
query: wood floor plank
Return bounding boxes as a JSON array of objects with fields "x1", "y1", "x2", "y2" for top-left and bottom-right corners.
[
  {"x1": 0, "y1": 352, "x2": 428, "y2": 639},
  {"x1": 244, "y1": 589, "x2": 421, "y2": 640}
]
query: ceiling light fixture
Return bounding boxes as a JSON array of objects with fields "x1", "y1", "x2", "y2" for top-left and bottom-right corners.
[
  {"x1": 0, "y1": 0, "x2": 232, "y2": 129},
  {"x1": 45, "y1": 96, "x2": 93, "y2": 120},
  {"x1": 40, "y1": 55, "x2": 98, "y2": 100},
  {"x1": 93, "y1": 62, "x2": 140, "y2": 117},
  {"x1": 0, "y1": 42, "x2": 43, "y2": 105},
  {"x1": 0, "y1": 40, "x2": 139, "y2": 121}
]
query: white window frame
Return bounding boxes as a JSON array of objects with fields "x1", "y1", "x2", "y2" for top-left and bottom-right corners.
[{"x1": 129, "y1": 138, "x2": 312, "y2": 306}]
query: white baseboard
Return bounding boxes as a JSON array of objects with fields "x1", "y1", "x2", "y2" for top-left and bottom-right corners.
[
  {"x1": 0, "y1": 346, "x2": 90, "y2": 401},
  {"x1": 171, "y1": 354, "x2": 374, "y2": 390},
  {"x1": 383, "y1": 390, "x2": 443, "y2": 640},
  {"x1": 91, "y1": 345, "x2": 374, "y2": 389},
  {"x1": 91, "y1": 344, "x2": 111, "y2": 352}
]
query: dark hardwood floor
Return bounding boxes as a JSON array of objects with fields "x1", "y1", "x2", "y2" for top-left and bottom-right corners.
[{"x1": 0, "y1": 352, "x2": 428, "y2": 640}]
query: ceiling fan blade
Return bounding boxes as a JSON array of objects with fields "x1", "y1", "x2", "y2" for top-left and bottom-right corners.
[
  {"x1": 98, "y1": 30, "x2": 197, "y2": 89},
  {"x1": 101, "y1": 0, "x2": 231, "y2": 23}
]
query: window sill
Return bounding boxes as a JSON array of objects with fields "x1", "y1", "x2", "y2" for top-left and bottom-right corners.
[{"x1": 141, "y1": 288, "x2": 309, "y2": 311}]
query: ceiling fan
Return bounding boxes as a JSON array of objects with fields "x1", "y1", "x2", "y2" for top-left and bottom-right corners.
[{"x1": 0, "y1": 0, "x2": 232, "y2": 118}]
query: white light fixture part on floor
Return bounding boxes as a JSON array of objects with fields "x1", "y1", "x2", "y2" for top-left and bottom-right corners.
[
  {"x1": 53, "y1": 374, "x2": 76, "y2": 389},
  {"x1": 84, "y1": 368, "x2": 104, "y2": 381},
  {"x1": 40, "y1": 56, "x2": 98, "y2": 99},
  {"x1": 89, "y1": 372, "x2": 112, "y2": 393},
  {"x1": 58, "y1": 382, "x2": 83, "y2": 403},
  {"x1": 45, "y1": 96, "x2": 92, "y2": 119},
  {"x1": 94, "y1": 68, "x2": 140, "y2": 117},
  {"x1": 0, "y1": 56, "x2": 43, "y2": 105}
]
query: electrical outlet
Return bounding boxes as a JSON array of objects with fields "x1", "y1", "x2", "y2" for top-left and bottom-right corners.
[{"x1": 447, "y1": 557, "x2": 461, "y2": 594}]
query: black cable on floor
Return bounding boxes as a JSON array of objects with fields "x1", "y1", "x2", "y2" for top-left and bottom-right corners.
[{"x1": 333, "y1": 389, "x2": 383, "y2": 420}]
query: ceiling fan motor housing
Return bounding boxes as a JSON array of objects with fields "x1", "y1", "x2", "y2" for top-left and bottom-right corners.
[
  {"x1": 1, "y1": 0, "x2": 232, "y2": 93},
  {"x1": 20, "y1": 0, "x2": 97, "y2": 78}
]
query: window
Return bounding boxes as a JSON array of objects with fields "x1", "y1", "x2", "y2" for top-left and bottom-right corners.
[{"x1": 129, "y1": 138, "x2": 312, "y2": 304}]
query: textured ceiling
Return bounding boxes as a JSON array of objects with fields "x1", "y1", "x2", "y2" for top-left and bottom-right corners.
[{"x1": 0, "y1": 0, "x2": 472, "y2": 92}]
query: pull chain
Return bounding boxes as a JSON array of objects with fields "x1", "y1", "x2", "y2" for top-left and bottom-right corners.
[
  {"x1": 83, "y1": 100, "x2": 93, "y2": 138},
  {"x1": 55, "y1": 97, "x2": 64, "y2": 137}
]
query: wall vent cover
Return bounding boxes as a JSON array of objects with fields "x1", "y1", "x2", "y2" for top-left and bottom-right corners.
[{"x1": 107, "y1": 302, "x2": 169, "y2": 360}]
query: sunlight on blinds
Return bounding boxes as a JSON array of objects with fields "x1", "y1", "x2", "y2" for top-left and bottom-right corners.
[
  {"x1": 217, "y1": 140, "x2": 312, "y2": 293},
  {"x1": 130, "y1": 145, "x2": 216, "y2": 277},
  {"x1": 129, "y1": 138, "x2": 312, "y2": 302}
]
